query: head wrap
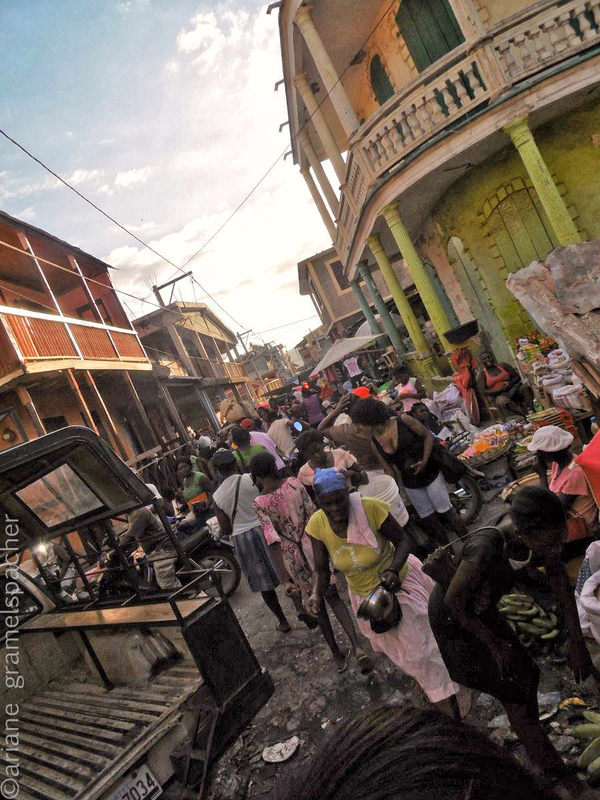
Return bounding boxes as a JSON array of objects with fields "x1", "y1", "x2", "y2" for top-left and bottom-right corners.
[
  {"x1": 527, "y1": 425, "x2": 574, "y2": 453},
  {"x1": 313, "y1": 467, "x2": 347, "y2": 495},
  {"x1": 212, "y1": 448, "x2": 236, "y2": 467},
  {"x1": 352, "y1": 386, "x2": 371, "y2": 399},
  {"x1": 240, "y1": 418, "x2": 254, "y2": 430}
]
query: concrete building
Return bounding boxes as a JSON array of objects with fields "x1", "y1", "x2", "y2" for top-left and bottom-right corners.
[
  {"x1": 0, "y1": 211, "x2": 176, "y2": 471},
  {"x1": 294, "y1": 324, "x2": 331, "y2": 368},
  {"x1": 132, "y1": 302, "x2": 256, "y2": 427},
  {"x1": 279, "y1": 0, "x2": 600, "y2": 376}
]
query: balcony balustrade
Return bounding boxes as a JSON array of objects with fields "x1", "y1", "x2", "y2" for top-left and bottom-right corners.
[
  {"x1": 0, "y1": 307, "x2": 147, "y2": 379},
  {"x1": 149, "y1": 351, "x2": 250, "y2": 382},
  {"x1": 336, "y1": 0, "x2": 600, "y2": 264}
]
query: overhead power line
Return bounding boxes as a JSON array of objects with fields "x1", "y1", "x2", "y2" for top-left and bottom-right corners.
[
  {"x1": 255, "y1": 314, "x2": 320, "y2": 334},
  {"x1": 0, "y1": 128, "x2": 244, "y2": 329},
  {"x1": 0, "y1": 0, "x2": 397, "y2": 331}
]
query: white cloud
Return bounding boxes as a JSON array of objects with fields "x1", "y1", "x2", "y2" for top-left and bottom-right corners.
[
  {"x1": 1, "y1": 3, "x2": 332, "y2": 349},
  {"x1": 99, "y1": 3, "x2": 332, "y2": 345},
  {"x1": 0, "y1": 166, "x2": 103, "y2": 200},
  {"x1": 116, "y1": 0, "x2": 148, "y2": 13},
  {"x1": 16, "y1": 206, "x2": 36, "y2": 221},
  {"x1": 114, "y1": 166, "x2": 153, "y2": 189},
  {"x1": 67, "y1": 168, "x2": 104, "y2": 186},
  {"x1": 65, "y1": 131, "x2": 75, "y2": 140},
  {"x1": 111, "y1": 221, "x2": 155, "y2": 233}
]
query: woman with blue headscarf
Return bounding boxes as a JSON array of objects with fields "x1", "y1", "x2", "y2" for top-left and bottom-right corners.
[{"x1": 306, "y1": 467, "x2": 460, "y2": 713}]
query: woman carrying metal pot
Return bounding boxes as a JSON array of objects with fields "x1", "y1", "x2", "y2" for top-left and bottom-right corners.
[{"x1": 305, "y1": 467, "x2": 460, "y2": 713}]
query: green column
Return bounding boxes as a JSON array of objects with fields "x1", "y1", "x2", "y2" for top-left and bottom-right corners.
[
  {"x1": 381, "y1": 204, "x2": 454, "y2": 352},
  {"x1": 357, "y1": 262, "x2": 406, "y2": 356},
  {"x1": 504, "y1": 116, "x2": 581, "y2": 246},
  {"x1": 367, "y1": 233, "x2": 436, "y2": 375},
  {"x1": 350, "y1": 278, "x2": 382, "y2": 336}
]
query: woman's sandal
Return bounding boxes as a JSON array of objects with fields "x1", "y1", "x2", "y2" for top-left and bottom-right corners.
[{"x1": 337, "y1": 649, "x2": 351, "y2": 673}]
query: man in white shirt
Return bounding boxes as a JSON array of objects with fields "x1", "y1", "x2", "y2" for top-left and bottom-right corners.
[
  {"x1": 211, "y1": 449, "x2": 291, "y2": 632},
  {"x1": 265, "y1": 411, "x2": 295, "y2": 457}
]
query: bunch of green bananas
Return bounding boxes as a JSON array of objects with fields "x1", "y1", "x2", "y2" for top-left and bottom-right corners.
[
  {"x1": 497, "y1": 593, "x2": 560, "y2": 647},
  {"x1": 574, "y1": 712, "x2": 600, "y2": 779}
]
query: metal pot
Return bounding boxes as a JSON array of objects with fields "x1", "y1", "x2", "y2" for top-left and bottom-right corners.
[{"x1": 357, "y1": 583, "x2": 396, "y2": 622}]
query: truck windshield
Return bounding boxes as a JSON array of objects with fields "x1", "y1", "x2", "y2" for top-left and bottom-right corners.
[{"x1": 16, "y1": 463, "x2": 104, "y2": 527}]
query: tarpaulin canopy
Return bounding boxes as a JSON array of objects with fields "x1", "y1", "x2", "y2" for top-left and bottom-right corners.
[{"x1": 309, "y1": 334, "x2": 380, "y2": 378}]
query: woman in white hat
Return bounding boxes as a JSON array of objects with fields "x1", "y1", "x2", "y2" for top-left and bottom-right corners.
[{"x1": 528, "y1": 425, "x2": 599, "y2": 543}]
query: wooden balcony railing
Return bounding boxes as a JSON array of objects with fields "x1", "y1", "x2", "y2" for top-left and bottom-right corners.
[
  {"x1": 151, "y1": 352, "x2": 250, "y2": 382},
  {"x1": 0, "y1": 307, "x2": 147, "y2": 372},
  {"x1": 149, "y1": 355, "x2": 189, "y2": 377},
  {"x1": 336, "y1": 0, "x2": 600, "y2": 264}
]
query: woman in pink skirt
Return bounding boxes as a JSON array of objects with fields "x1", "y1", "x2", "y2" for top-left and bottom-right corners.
[{"x1": 306, "y1": 467, "x2": 459, "y2": 713}]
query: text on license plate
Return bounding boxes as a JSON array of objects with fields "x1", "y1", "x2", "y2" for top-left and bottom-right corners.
[{"x1": 110, "y1": 765, "x2": 162, "y2": 800}]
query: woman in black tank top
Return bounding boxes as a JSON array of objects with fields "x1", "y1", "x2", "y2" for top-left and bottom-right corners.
[{"x1": 350, "y1": 398, "x2": 468, "y2": 548}]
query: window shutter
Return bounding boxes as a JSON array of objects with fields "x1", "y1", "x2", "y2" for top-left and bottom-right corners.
[
  {"x1": 396, "y1": 0, "x2": 464, "y2": 73},
  {"x1": 369, "y1": 56, "x2": 395, "y2": 105}
]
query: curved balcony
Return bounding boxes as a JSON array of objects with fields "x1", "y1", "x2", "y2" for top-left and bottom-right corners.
[{"x1": 337, "y1": 0, "x2": 600, "y2": 264}]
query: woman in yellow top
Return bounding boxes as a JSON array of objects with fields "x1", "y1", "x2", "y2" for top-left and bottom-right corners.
[{"x1": 306, "y1": 468, "x2": 459, "y2": 712}]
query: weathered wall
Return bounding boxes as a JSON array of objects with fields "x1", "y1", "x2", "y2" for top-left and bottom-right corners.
[
  {"x1": 478, "y1": 0, "x2": 536, "y2": 29},
  {"x1": 423, "y1": 100, "x2": 600, "y2": 346},
  {"x1": 307, "y1": 248, "x2": 415, "y2": 333},
  {"x1": 418, "y1": 225, "x2": 472, "y2": 324},
  {"x1": 0, "y1": 374, "x2": 142, "y2": 461},
  {"x1": 345, "y1": 0, "x2": 418, "y2": 124}
]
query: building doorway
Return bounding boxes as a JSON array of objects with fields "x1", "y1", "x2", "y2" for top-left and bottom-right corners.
[{"x1": 447, "y1": 236, "x2": 515, "y2": 364}]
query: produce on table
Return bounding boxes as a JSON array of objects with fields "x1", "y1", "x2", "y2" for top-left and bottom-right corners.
[{"x1": 497, "y1": 592, "x2": 560, "y2": 647}]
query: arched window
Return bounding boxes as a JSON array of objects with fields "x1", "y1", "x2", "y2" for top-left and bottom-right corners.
[
  {"x1": 396, "y1": 0, "x2": 464, "y2": 73},
  {"x1": 370, "y1": 55, "x2": 395, "y2": 106}
]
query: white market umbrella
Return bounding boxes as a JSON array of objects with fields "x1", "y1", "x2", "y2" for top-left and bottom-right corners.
[
  {"x1": 308, "y1": 334, "x2": 380, "y2": 378},
  {"x1": 354, "y1": 312, "x2": 404, "y2": 338}
]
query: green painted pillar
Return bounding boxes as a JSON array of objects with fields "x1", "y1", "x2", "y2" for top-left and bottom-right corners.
[
  {"x1": 504, "y1": 116, "x2": 581, "y2": 247},
  {"x1": 357, "y1": 261, "x2": 406, "y2": 356},
  {"x1": 367, "y1": 233, "x2": 437, "y2": 375},
  {"x1": 350, "y1": 278, "x2": 384, "y2": 339},
  {"x1": 381, "y1": 204, "x2": 454, "y2": 352}
]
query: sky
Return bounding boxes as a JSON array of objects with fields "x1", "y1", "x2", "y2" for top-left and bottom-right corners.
[{"x1": 0, "y1": 0, "x2": 331, "y2": 348}]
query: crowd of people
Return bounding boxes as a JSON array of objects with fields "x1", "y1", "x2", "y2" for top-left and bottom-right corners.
[{"x1": 124, "y1": 360, "x2": 600, "y2": 796}]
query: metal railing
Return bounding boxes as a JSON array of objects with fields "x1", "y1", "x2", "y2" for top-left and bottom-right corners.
[
  {"x1": 0, "y1": 306, "x2": 147, "y2": 370},
  {"x1": 335, "y1": 0, "x2": 600, "y2": 264}
]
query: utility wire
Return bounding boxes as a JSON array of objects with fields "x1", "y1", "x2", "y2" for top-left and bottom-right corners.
[
  {"x1": 151, "y1": 0, "x2": 398, "y2": 283},
  {"x1": 0, "y1": 128, "x2": 244, "y2": 329},
  {"x1": 255, "y1": 314, "x2": 320, "y2": 334},
  {"x1": 0, "y1": 0, "x2": 396, "y2": 331}
]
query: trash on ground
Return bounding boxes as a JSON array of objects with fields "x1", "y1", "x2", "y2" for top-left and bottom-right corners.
[{"x1": 262, "y1": 736, "x2": 300, "y2": 764}]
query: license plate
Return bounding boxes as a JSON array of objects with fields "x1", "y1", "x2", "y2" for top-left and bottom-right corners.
[{"x1": 110, "y1": 765, "x2": 162, "y2": 800}]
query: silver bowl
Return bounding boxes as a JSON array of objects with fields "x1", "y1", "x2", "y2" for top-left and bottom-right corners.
[{"x1": 357, "y1": 583, "x2": 396, "y2": 622}]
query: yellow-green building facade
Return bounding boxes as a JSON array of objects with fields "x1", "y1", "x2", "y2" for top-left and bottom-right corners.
[{"x1": 279, "y1": 0, "x2": 600, "y2": 375}]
